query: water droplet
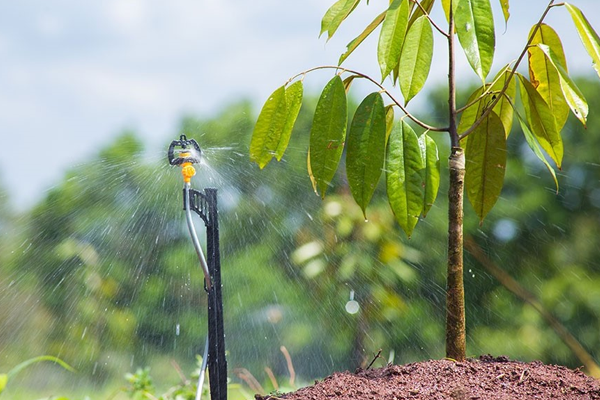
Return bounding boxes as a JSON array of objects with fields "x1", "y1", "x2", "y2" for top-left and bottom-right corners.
[
  {"x1": 345, "y1": 300, "x2": 360, "y2": 314},
  {"x1": 176, "y1": 323, "x2": 180, "y2": 336}
]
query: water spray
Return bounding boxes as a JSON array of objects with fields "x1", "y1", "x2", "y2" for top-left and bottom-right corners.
[{"x1": 168, "y1": 135, "x2": 227, "y2": 400}]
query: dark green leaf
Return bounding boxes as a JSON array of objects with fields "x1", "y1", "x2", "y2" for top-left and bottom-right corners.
[
  {"x1": 250, "y1": 86, "x2": 287, "y2": 169},
  {"x1": 465, "y1": 111, "x2": 506, "y2": 222},
  {"x1": 518, "y1": 74, "x2": 563, "y2": 168},
  {"x1": 418, "y1": 133, "x2": 440, "y2": 217},
  {"x1": 309, "y1": 75, "x2": 348, "y2": 198},
  {"x1": 565, "y1": 3, "x2": 600, "y2": 79},
  {"x1": 378, "y1": 0, "x2": 410, "y2": 80},
  {"x1": 537, "y1": 44, "x2": 588, "y2": 127},
  {"x1": 528, "y1": 24, "x2": 569, "y2": 131},
  {"x1": 399, "y1": 16, "x2": 434, "y2": 104},
  {"x1": 346, "y1": 93, "x2": 387, "y2": 217},
  {"x1": 386, "y1": 120, "x2": 423, "y2": 237},
  {"x1": 339, "y1": 11, "x2": 385, "y2": 65},
  {"x1": 276, "y1": 81, "x2": 304, "y2": 160},
  {"x1": 455, "y1": 0, "x2": 495, "y2": 81}
]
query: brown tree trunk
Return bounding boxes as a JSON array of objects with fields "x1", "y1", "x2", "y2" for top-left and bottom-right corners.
[
  {"x1": 446, "y1": 0, "x2": 466, "y2": 361},
  {"x1": 446, "y1": 147, "x2": 466, "y2": 360}
]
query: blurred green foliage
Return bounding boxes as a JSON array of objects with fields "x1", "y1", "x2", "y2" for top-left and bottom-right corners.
[{"x1": 0, "y1": 80, "x2": 599, "y2": 398}]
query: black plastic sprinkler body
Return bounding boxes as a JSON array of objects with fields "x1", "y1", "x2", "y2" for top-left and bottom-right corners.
[{"x1": 168, "y1": 135, "x2": 227, "y2": 400}]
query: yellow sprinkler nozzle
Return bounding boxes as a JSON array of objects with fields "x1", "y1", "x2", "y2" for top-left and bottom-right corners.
[{"x1": 182, "y1": 162, "x2": 196, "y2": 183}]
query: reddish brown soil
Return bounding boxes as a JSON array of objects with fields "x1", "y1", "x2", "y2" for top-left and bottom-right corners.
[{"x1": 258, "y1": 356, "x2": 600, "y2": 400}]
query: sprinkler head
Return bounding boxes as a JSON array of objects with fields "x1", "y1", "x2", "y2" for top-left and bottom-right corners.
[{"x1": 168, "y1": 134, "x2": 202, "y2": 166}]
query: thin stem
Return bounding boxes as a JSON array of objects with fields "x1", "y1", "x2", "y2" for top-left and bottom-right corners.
[
  {"x1": 458, "y1": 0, "x2": 556, "y2": 141},
  {"x1": 408, "y1": 0, "x2": 449, "y2": 37},
  {"x1": 286, "y1": 65, "x2": 448, "y2": 132}
]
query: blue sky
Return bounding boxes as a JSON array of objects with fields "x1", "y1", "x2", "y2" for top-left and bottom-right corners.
[{"x1": 1, "y1": 1, "x2": 599, "y2": 210}]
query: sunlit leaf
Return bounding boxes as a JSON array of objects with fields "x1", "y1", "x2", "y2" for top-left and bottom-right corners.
[
  {"x1": 309, "y1": 75, "x2": 348, "y2": 198},
  {"x1": 342, "y1": 74, "x2": 361, "y2": 93},
  {"x1": 418, "y1": 133, "x2": 440, "y2": 217},
  {"x1": 458, "y1": 86, "x2": 486, "y2": 151},
  {"x1": 455, "y1": 0, "x2": 495, "y2": 81},
  {"x1": 499, "y1": 0, "x2": 510, "y2": 24},
  {"x1": 518, "y1": 74, "x2": 563, "y2": 168},
  {"x1": 441, "y1": 0, "x2": 452, "y2": 23},
  {"x1": 514, "y1": 107, "x2": 559, "y2": 192},
  {"x1": 386, "y1": 120, "x2": 423, "y2": 237},
  {"x1": 528, "y1": 24, "x2": 569, "y2": 131},
  {"x1": 385, "y1": 105, "x2": 395, "y2": 140},
  {"x1": 399, "y1": 16, "x2": 434, "y2": 104},
  {"x1": 565, "y1": 3, "x2": 600, "y2": 79},
  {"x1": 465, "y1": 111, "x2": 506, "y2": 222},
  {"x1": 378, "y1": 0, "x2": 410, "y2": 80},
  {"x1": 0, "y1": 373, "x2": 7, "y2": 394},
  {"x1": 346, "y1": 93, "x2": 387, "y2": 217},
  {"x1": 320, "y1": 0, "x2": 361, "y2": 40},
  {"x1": 276, "y1": 81, "x2": 304, "y2": 160},
  {"x1": 339, "y1": 11, "x2": 385, "y2": 65},
  {"x1": 490, "y1": 66, "x2": 516, "y2": 136},
  {"x1": 250, "y1": 85, "x2": 287, "y2": 169},
  {"x1": 408, "y1": 0, "x2": 435, "y2": 28},
  {"x1": 307, "y1": 150, "x2": 317, "y2": 194},
  {"x1": 537, "y1": 44, "x2": 588, "y2": 127}
]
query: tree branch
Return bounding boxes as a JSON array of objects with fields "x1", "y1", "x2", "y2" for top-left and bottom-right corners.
[
  {"x1": 408, "y1": 0, "x2": 449, "y2": 38},
  {"x1": 458, "y1": 0, "x2": 556, "y2": 141},
  {"x1": 287, "y1": 65, "x2": 448, "y2": 132}
]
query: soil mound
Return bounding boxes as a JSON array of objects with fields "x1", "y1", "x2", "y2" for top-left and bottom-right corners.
[{"x1": 257, "y1": 356, "x2": 600, "y2": 400}]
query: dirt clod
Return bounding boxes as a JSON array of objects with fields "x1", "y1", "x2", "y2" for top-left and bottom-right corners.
[{"x1": 256, "y1": 356, "x2": 600, "y2": 400}]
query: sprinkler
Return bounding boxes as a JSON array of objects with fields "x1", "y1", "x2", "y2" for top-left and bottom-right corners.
[{"x1": 168, "y1": 134, "x2": 227, "y2": 400}]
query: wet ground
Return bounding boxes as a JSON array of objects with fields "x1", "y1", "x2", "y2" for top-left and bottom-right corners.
[{"x1": 257, "y1": 355, "x2": 600, "y2": 400}]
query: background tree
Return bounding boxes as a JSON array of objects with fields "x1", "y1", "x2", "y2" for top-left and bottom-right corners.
[{"x1": 249, "y1": 0, "x2": 600, "y2": 361}]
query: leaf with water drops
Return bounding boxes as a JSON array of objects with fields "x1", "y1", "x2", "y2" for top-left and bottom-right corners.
[
  {"x1": 399, "y1": 16, "x2": 433, "y2": 104},
  {"x1": 455, "y1": 0, "x2": 495, "y2": 82},
  {"x1": 320, "y1": 0, "x2": 361, "y2": 41},
  {"x1": 565, "y1": 3, "x2": 600, "y2": 79},
  {"x1": 514, "y1": 106, "x2": 559, "y2": 193},
  {"x1": 378, "y1": 0, "x2": 410, "y2": 80},
  {"x1": 465, "y1": 111, "x2": 506, "y2": 223},
  {"x1": 418, "y1": 132, "x2": 440, "y2": 217},
  {"x1": 386, "y1": 120, "x2": 423, "y2": 237},
  {"x1": 276, "y1": 81, "x2": 304, "y2": 160},
  {"x1": 537, "y1": 44, "x2": 588, "y2": 127},
  {"x1": 339, "y1": 11, "x2": 385, "y2": 65},
  {"x1": 250, "y1": 85, "x2": 287, "y2": 169},
  {"x1": 528, "y1": 24, "x2": 569, "y2": 131},
  {"x1": 346, "y1": 92, "x2": 386, "y2": 217},
  {"x1": 518, "y1": 74, "x2": 563, "y2": 168},
  {"x1": 309, "y1": 75, "x2": 348, "y2": 198}
]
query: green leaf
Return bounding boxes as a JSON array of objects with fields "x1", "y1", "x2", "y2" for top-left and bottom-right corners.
[
  {"x1": 457, "y1": 86, "x2": 486, "y2": 148},
  {"x1": 499, "y1": 0, "x2": 510, "y2": 24},
  {"x1": 346, "y1": 93, "x2": 387, "y2": 217},
  {"x1": 320, "y1": 0, "x2": 361, "y2": 40},
  {"x1": 378, "y1": 0, "x2": 410, "y2": 80},
  {"x1": 518, "y1": 74, "x2": 563, "y2": 168},
  {"x1": 250, "y1": 86, "x2": 287, "y2": 169},
  {"x1": 399, "y1": 16, "x2": 434, "y2": 104},
  {"x1": 339, "y1": 11, "x2": 385, "y2": 65},
  {"x1": 528, "y1": 24, "x2": 569, "y2": 131},
  {"x1": 0, "y1": 373, "x2": 7, "y2": 394},
  {"x1": 489, "y1": 66, "x2": 516, "y2": 136},
  {"x1": 465, "y1": 111, "x2": 506, "y2": 222},
  {"x1": 455, "y1": 0, "x2": 495, "y2": 81},
  {"x1": 309, "y1": 75, "x2": 348, "y2": 198},
  {"x1": 386, "y1": 120, "x2": 423, "y2": 237},
  {"x1": 418, "y1": 133, "x2": 440, "y2": 217},
  {"x1": 514, "y1": 107, "x2": 559, "y2": 193},
  {"x1": 537, "y1": 44, "x2": 588, "y2": 127},
  {"x1": 408, "y1": 0, "x2": 435, "y2": 28},
  {"x1": 7, "y1": 356, "x2": 75, "y2": 380},
  {"x1": 441, "y1": 0, "x2": 452, "y2": 23},
  {"x1": 276, "y1": 81, "x2": 304, "y2": 160},
  {"x1": 385, "y1": 105, "x2": 395, "y2": 140},
  {"x1": 565, "y1": 3, "x2": 600, "y2": 79}
]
